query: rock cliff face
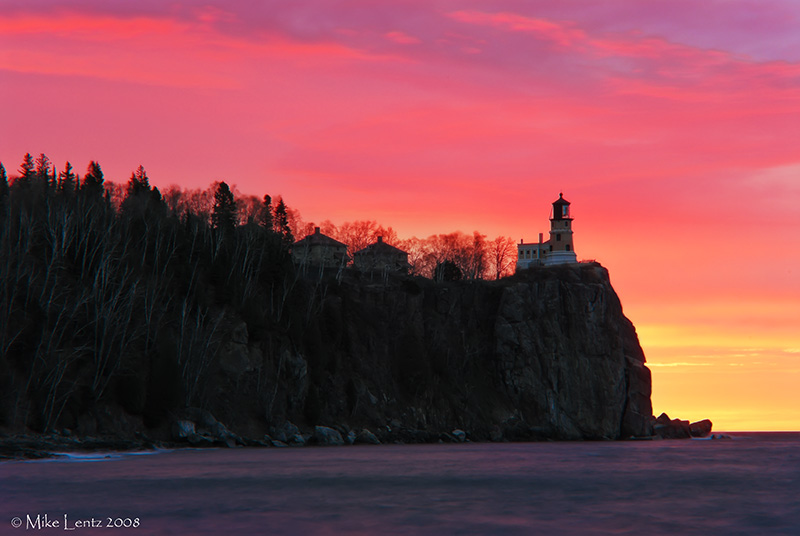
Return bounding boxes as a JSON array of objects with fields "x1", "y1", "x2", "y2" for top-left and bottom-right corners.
[
  {"x1": 206, "y1": 262, "x2": 652, "y2": 442},
  {"x1": 1, "y1": 261, "x2": 653, "y2": 446}
]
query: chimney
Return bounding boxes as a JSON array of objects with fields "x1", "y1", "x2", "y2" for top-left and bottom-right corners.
[
  {"x1": 538, "y1": 233, "x2": 543, "y2": 244},
  {"x1": 377, "y1": 236, "x2": 383, "y2": 243},
  {"x1": 315, "y1": 226, "x2": 321, "y2": 234}
]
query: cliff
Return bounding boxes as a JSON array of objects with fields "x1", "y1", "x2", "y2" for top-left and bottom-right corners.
[
  {"x1": 0, "y1": 177, "x2": 657, "y2": 454},
  {"x1": 173, "y1": 262, "x2": 653, "y2": 443},
  {"x1": 1, "y1": 260, "x2": 653, "y2": 447}
]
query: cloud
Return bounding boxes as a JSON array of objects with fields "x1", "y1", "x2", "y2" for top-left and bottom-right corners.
[
  {"x1": 447, "y1": 10, "x2": 586, "y2": 48},
  {"x1": 0, "y1": 11, "x2": 389, "y2": 88},
  {"x1": 385, "y1": 31, "x2": 421, "y2": 45}
]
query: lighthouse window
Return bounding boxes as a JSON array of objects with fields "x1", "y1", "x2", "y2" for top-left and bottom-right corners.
[
  {"x1": 556, "y1": 234, "x2": 561, "y2": 241},
  {"x1": 566, "y1": 244, "x2": 571, "y2": 251}
]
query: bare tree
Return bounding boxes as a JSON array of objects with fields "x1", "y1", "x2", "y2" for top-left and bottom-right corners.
[{"x1": 489, "y1": 236, "x2": 517, "y2": 279}]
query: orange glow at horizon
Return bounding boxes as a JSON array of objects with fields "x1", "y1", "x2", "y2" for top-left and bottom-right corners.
[{"x1": 2, "y1": 1, "x2": 799, "y2": 431}]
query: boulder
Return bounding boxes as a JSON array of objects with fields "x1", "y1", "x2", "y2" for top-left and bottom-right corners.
[
  {"x1": 288, "y1": 434, "x2": 306, "y2": 447},
  {"x1": 355, "y1": 428, "x2": 381, "y2": 445},
  {"x1": 172, "y1": 409, "x2": 242, "y2": 447},
  {"x1": 652, "y1": 413, "x2": 692, "y2": 439},
  {"x1": 313, "y1": 426, "x2": 345, "y2": 446},
  {"x1": 452, "y1": 429, "x2": 467, "y2": 442},
  {"x1": 182, "y1": 408, "x2": 218, "y2": 429},
  {"x1": 654, "y1": 412, "x2": 671, "y2": 425},
  {"x1": 269, "y1": 421, "x2": 301, "y2": 443},
  {"x1": 690, "y1": 419, "x2": 713, "y2": 438},
  {"x1": 171, "y1": 420, "x2": 196, "y2": 440}
]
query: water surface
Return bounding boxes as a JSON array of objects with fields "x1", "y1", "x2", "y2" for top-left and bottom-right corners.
[{"x1": 2, "y1": 433, "x2": 798, "y2": 535}]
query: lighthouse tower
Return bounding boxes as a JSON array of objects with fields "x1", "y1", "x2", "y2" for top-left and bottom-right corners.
[{"x1": 543, "y1": 193, "x2": 577, "y2": 265}]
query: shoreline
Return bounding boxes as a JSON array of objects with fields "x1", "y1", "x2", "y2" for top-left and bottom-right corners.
[{"x1": 2, "y1": 430, "x2": 755, "y2": 462}]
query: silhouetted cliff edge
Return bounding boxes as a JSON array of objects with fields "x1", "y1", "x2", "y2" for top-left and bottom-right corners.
[
  {"x1": 275, "y1": 261, "x2": 653, "y2": 442},
  {"x1": 1, "y1": 262, "x2": 654, "y2": 453}
]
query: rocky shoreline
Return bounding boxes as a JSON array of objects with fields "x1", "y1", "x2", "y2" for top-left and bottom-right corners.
[
  {"x1": 2, "y1": 264, "x2": 711, "y2": 459},
  {"x1": 651, "y1": 413, "x2": 714, "y2": 439},
  {"x1": 1, "y1": 411, "x2": 715, "y2": 462}
]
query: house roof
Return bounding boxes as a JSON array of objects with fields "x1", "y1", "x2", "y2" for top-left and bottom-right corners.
[
  {"x1": 355, "y1": 236, "x2": 407, "y2": 256},
  {"x1": 293, "y1": 227, "x2": 346, "y2": 248}
]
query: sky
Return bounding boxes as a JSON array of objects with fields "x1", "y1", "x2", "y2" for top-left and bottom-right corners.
[{"x1": 1, "y1": 0, "x2": 799, "y2": 431}]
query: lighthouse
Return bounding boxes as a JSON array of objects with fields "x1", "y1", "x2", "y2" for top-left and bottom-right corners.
[
  {"x1": 516, "y1": 193, "x2": 578, "y2": 270},
  {"x1": 544, "y1": 193, "x2": 577, "y2": 265}
]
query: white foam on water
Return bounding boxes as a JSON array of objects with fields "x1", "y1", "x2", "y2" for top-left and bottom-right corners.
[{"x1": 25, "y1": 449, "x2": 168, "y2": 463}]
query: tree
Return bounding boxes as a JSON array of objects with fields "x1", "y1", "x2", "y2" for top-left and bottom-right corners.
[
  {"x1": 260, "y1": 194, "x2": 273, "y2": 230},
  {"x1": 434, "y1": 260, "x2": 462, "y2": 282},
  {"x1": 81, "y1": 161, "x2": 105, "y2": 199},
  {"x1": 398, "y1": 237, "x2": 428, "y2": 276},
  {"x1": 235, "y1": 194, "x2": 262, "y2": 226},
  {"x1": 34, "y1": 153, "x2": 51, "y2": 178},
  {"x1": 150, "y1": 185, "x2": 165, "y2": 206},
  {"x1": 489, "y1": 236, "x2": 517, "y2": 280},
  {"x1": 211, "y1": 181, "x2": 237, "y2": 232},
  {"x1": 34, "y1": 153, "x2": 54, "y2": 189},
  {"x1": 273, "y1": 197, "x2": 294, "y2": 247},
  {"x1": 58, "y1": 161, "x2": 77, "y2": 196},
  {"x1": 463, "y1": 231, "x2": 487, "y2": 280},
  {"x1": 0, "y1": 162, "x2": 8, "y2": 210},
  {"x1": 127, "y1": 165, "x2": 150, "y2": 198},
  {"x1": 18, "y1": 153, "x2": 35, "y2": 185}
]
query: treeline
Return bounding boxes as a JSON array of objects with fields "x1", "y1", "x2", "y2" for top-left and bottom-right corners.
[
  {"x1": 135, "y1": 181, "x2": 519, "y2": 281},
  {"x1": 2, "y1": 153, "x2": 519, "y2": 281},
  {"x1": 0, "y1": 152, "x2": 518, "y2": 432},
  {"x1": 0, "y1": 153, "x2": 298, "y2": 432}
]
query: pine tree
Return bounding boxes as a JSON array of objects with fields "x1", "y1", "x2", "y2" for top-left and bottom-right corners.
[
  {"x1": 273, "y1": 197, "x2": 294, "y2": 247},
  {"x1": 260, "y1": 194, "x2": 273, "y2": 230},
  {"x1": 0, "y1": 162, "x2": 8, "y2": 209},
  {"x1": 127, "y1": 165, "x2": 150, "y2": 198},
  {"x1": 34, "y1": 153, "x2": 53, "y2": 189},
  {"x1": 58, "y1": 161, "x2": 77, "y2": 196},
  {"x1": 49, "y1": 164, "x2": 57, "y2": 191},
  {"x1": 18, "y1": 153, "x2": 35, "y2": 184},
  {"x1": 81, "y1": 160, "x2": 105, "y2": 199},
  {"x1": 212, "y1": 181, "x2": 237, "y2": 232}
]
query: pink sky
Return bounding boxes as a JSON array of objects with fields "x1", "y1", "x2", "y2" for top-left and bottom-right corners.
[{"x1": 2, "y1": 0, "x2": 799, "y2": 430}]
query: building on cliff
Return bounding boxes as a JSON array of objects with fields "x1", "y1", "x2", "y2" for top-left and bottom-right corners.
[
  {"x1": 516, "y1": 193, "x2": 577, "y2": 270},
  {"x1": 292, "y1": 227, "x2": 349, "y2": 268},
  {"x1": 353, "y1": 237, "x2": 410, "y2": 274}
]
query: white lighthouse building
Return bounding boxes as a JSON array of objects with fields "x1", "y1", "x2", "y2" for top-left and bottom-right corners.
[{"x1": 516, "y1": 193, "x2": 578, "y2": 270}]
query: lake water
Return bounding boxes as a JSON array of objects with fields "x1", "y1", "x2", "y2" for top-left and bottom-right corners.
[{"x1": 2, "y1": 433, "x2": 798, "y2": 535}]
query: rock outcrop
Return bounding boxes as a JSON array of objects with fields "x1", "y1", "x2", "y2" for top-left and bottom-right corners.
[
  {"x1": 2, "y1": 262, "x2": 656, "y2": 449},
  {"x1": 170, "y1": 407, "x2": 243, "y2": 447},
  {"x1": 652, "y1": 413, "x2": 713, "y2": 439},
  {"x1": 229, "y1": 262, "x2": 653, "y2": 441},
  {"x1": 313, "y1": 426, "x2": 345, "y2": 446}
]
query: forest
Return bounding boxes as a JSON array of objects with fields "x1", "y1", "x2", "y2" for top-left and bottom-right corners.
[{"x1": 0, "y1": 152, "x2": 518, "y2": 434}]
